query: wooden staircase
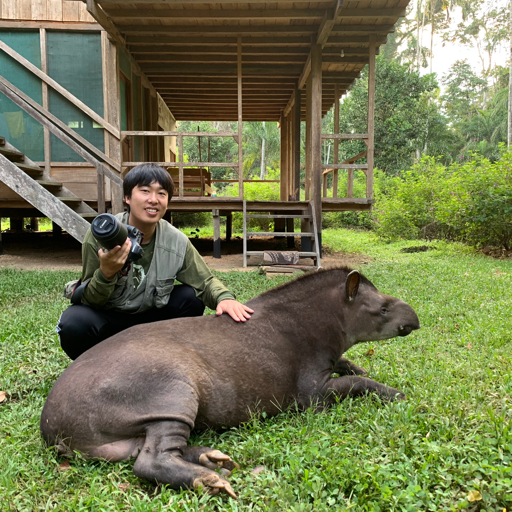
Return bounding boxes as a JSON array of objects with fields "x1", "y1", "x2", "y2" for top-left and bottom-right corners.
[
  {"x1": 0, "y1": 135, "x2": 97, "y2": 244},
  {"x1": 242, "y1": 200, "x2": 321, "y2": 269}
]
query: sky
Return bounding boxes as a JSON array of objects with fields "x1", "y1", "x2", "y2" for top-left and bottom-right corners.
[{"x1": 412, "y1": 0, "x2": 510, "y2": 82}]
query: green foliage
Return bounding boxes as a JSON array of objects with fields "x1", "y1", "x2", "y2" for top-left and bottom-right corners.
[
  {"x1": 372, "y1": 150, "x2": 512, "y2": 250},
  {"x1": 338, "y1": 56, "x2": 452, "y2": 174},
  {"x1": 2, "y1": 233, "x2": 512, "y2": 510},
  {"x1": 436, "y1": 149, "x2": 512, "y2": 250},
  {"x1": 224, "y1": 169, "x2": 281, "y2": 231}
]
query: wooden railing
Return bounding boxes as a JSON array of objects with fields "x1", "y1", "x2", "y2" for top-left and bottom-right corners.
[
  {"x1": 321, "y1": 134, "x2": 370, "y2": 199},
  {"x1": 121, "y1": 131, "x2": 243, "y2": 198},
  {"x1": 0, "y1": 40, "x2": 123, "y2": 214}
]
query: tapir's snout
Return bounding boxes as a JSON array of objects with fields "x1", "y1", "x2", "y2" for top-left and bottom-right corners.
[
  {"x1": 397, "y1": 309, "x2": 420, "y2": 336},
  {"x1": 398, "y1": 322, "x2": 420, "y2": 336}
]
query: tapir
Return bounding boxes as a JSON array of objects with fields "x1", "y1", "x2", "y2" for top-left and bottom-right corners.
[{"x1": 41, "y1": 267, "x2": 420, "y2": 498}]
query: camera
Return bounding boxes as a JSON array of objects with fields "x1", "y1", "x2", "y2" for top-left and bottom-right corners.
[{"x1": 91, "y1": 213, "x2": 144, "y2": 264}]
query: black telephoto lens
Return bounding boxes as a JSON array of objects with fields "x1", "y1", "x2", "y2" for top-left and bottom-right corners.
[{"x1": 91, "y1": 213, "x2": 128, "y2": 251}]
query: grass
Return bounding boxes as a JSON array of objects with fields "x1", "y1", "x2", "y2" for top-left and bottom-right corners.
[{"x1": 1, "y1": 229, "x2": 511, "y2": 511}]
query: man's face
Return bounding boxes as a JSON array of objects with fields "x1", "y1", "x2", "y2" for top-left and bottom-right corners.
[{"x1": 125, "y1": 181, "x2": 168, "y2": 229}]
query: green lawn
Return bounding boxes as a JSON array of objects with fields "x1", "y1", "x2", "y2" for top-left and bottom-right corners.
[{"x1": 1, "y1": 229, "x2": 511, "y2": 511}]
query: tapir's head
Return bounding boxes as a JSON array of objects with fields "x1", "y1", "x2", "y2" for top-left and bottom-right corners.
[{"x1": 342, "y1": 270, "x2": 420, "y2": 345}]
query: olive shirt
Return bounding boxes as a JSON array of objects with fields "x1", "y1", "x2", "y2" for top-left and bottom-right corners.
[{"x1": 80, "y1": 227, "x2": 235, "y2": 312}]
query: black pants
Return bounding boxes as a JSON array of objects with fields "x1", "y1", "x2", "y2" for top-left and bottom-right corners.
[{"x1": 57, "y1": 284, "x2": 205, "y2": 360}]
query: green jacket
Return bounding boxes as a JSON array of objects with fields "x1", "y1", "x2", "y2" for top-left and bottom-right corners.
[{"x1": 70, "y1": 213, "x2": 234, "y2": 313}]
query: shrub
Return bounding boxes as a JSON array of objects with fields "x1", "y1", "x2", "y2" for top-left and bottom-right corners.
[{"x1": 436, "y1": 148, "x2": 512, "y2": 250}]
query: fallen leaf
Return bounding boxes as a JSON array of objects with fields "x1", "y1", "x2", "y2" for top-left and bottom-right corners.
[
  {"x1": 0, "y1": 391, "x2": 6, "y2": 403},
  {"x1": 467, "y1": 343, "x2": 472, "y2": 349},
  {"x1": 467, "y1": 490, "x2": 482, "y2": 502},
  {"x1": 59, "y1": 461, "x2": 71, "y2": 471},
  {"x1": 251, "y1": 465, "x2": 266, "y2": 476},
  {"x1": 118, "y1": 483, "x2": 131, "y2": 492},
  {"x1": 365, "y1": 349, "x2": 375, "y2": 357}
]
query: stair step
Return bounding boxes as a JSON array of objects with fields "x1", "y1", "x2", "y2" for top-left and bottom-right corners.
[
  {"x1": 246, "y1": 251, "x2": 318, "y2": 257},
  {"x1": 16, "y1": 163, "x2": 44, "y2": 177},
  {"x1": 246, "y1": 214, "x2": 311, "y2": 219},
  {"x1": 0, "y1": 146, "x2": 24, "y2": 162},
  {"x1": 80, "y1": 212, "x2": 99, "y2": 223},
  {"x1": 247, "y1": 231, "x2": 314, "y2": 237},
  {"x1": 58, "y1": 196, "x2": 83, "y2": 206},
  {"x1": 37, "y1": 180, "x2": 62, "y2": 191}
]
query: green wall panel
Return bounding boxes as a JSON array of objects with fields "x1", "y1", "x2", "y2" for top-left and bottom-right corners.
[
  {"x1": 47, "y1": 31, "x2": 104, "y2": 162},
  {"x1": 0, "y1": 30, "x2": 44, "y2": 161}
]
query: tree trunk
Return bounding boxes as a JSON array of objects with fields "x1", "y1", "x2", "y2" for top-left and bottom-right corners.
[
  {"x1": 260, "y1": 121, "x2": 266, "y2": 179},
  {"x1": 508, "y1": 0, "x2": 512, "y2": 148},
  {"x1": 430, "y1": 0, "x2": 434, "y2": 74}
]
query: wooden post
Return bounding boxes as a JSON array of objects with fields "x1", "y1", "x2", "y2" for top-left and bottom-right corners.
[
  {"x1": 367, "y1": 34, "x2": 376, "y2": 199},
  {"x1": 237, "y1": 36, "x2": 243, "y2": 199},
  {"x1": 40, "y1": 28, "x2": 51, "y2": 179},
  {"x1": 226, "y1": 212, "x2": 232, "y2": 241},
  {"x1": 102, "y1": 31, "x2": 124, "y2": 213},
  {"x1": 310, "y1": 44, "x2": 322, "y2": 252},
  {"x1": 293, "y1": 85, "x2": 301, "y2": 201},
  {"x1": 178, "y1": 134, "x2": 184, "y2": 198},
  {"x1": 213, "y1": 209, "x2": 221, "y2": 258},
  {"x1": 280, "y1": 114, "x2": 288, "y2": 201},
  {"x1": 305, "y1": 74, "x2": 312, "y2": 201},
  {"x1": 334, "y1": 84, "x2": 340, "y2": 198}
]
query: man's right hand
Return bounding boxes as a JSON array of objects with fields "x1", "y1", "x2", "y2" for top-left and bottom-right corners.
[{"x1": 98, "y1": 238, "x2": 132, "y2": 280}]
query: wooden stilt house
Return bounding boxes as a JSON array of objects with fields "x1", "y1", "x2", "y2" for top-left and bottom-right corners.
[{"x1": 0, "y1": 0, "x2": 410, "y2": 263}]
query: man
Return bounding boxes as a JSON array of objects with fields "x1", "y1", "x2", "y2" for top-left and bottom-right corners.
[{"x1": 58, "y1": 163, "x2": 253, "y2": 360}]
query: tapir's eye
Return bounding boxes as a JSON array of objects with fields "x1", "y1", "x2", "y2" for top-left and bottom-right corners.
[{"x1": 381, "y1": 307, "x2": 389, "y2": 314}]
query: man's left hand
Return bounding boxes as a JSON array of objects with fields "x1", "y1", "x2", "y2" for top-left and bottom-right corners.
[{"x1": 216, "y1": 299, "x2": 254, "y2": 322}]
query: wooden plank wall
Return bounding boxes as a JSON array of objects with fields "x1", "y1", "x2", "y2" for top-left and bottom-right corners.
[{"x1": 0, "y1": 1, "x2": 95, "y2": 23}]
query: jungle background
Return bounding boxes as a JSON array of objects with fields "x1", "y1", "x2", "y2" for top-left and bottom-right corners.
[{"x1": 175, "y1": 0, "x2": 512, "y2": 253}]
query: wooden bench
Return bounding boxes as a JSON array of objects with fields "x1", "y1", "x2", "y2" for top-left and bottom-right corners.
[{"x1": 167, "y1": 167, "x2": 213, "y2": 197}]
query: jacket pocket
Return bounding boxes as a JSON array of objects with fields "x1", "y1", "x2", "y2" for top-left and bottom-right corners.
[{"x1": 154, "y1": 277, "x2": 175, "y2": 308}]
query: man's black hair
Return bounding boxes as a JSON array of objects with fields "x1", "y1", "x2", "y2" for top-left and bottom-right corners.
[{"x1": 123, "y1": 163, "x2": 174, "y2": 202}]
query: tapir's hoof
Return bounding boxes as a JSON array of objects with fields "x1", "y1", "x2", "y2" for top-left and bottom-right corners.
[
  {"x1": 193, "y1": 473, "x2": 237, "y2": 499},
  {"x1": 198, "y1": 450, "x2": 239, "y2": 476}
]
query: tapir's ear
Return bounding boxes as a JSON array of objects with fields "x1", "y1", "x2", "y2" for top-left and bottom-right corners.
[{"x1": 345, "y1": 270, "x2": 360, "y2": 301}]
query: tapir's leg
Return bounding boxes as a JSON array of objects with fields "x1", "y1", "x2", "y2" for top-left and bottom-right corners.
[
  {"x1": 319, "y1": 376, "x2": 405, "y2": 404},
  {"x1": 182, "y1": 446, "x2": 239, "y2": 476},
  {"x1": 333, "y1": 357, "x2": 367, "y2": 376},
  {"x1": 132, "y1": 421, "x2": 237, "y2": 499}
]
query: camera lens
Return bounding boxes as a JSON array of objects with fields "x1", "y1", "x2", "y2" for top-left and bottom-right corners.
[{"x1": 91, "y1": 213, "x2": 128, "y2": 251}]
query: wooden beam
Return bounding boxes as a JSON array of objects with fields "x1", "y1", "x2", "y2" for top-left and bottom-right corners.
[
  {"x1": 317, "y1": 0, "x2": 344, "y2": 47},
  {"x1": 237, "y1": 36, "x2": 243, "y2": 199},
  {"x1": 367, "y1": 34, "x2": 376, "y2": 200},
  {"x1": 0, "y1": 21, "x2": 100, "y2": 30},
  {"x1": 293, "y1": 85, "x2": 301, "y2": 201},
  {"x1": 106, "y1": 8, "x2": 326, "y2": 19},
  {"x1": 129, "y1": 45, "x2": 311, "y2": 55},
  {"x1": 338, "y1": 8, "x2": 406, "y2": 18},
  {"x1": 125, "y1": 36, "x2": 312, "y2": 45},
  {"x1": 310, "y1": 44, "x2": 323, "y2": 244},
  {"x1": 0, "y1": 154, "x2": 90, "y2": 242},
  {"x1": 39, "y1": 28, "x2": 51, "y2": 178},
  {"x1": 331, "y1": 24, "x2": 395, "y2": 34},
  {"x1": 119, "y1": 25, "x2": 318, "y2": 35},
  {"x1": 333, "y1": 83, "x2": 340, "y2": 198},
  {"x1": 0, "y1": 39, "x2": 119, "y2": 138},
  {"x1": 140, "y1": 64, "x2": 304, "y2": 75},
  {"x1": 135, "y1": 54, "x2": 310, "y2": 64}
]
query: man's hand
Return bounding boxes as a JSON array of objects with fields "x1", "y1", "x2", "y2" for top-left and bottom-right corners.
[
  {"x1": 216, "y1": 299, "x2": 254, "y2": 322},
  {"x1": 98, "y1": 238, "x2": 132, "y2": 280}
]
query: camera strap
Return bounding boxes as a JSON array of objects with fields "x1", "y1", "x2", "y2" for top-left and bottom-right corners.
[{"x1": 70, "y1": 278, "x2": 92, "y2": 305}]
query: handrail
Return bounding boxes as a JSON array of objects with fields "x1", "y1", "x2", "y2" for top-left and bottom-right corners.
[
  {"x1": 0, "y1": 76, "x2": 120, "y2": 172},
  {"x1": 0, "y1": 40, "x2": 120, "y2": 139},
  {"x1": 121, "y1": 131, "x2": 243, "y2": 199},
  {"x1": 0, "y1": 79, "x2": 123, "y2": 214}
]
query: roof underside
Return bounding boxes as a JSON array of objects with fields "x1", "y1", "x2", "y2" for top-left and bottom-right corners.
[{"x1": 95, "y1": 0, "x2": 410, "y2": 122}]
